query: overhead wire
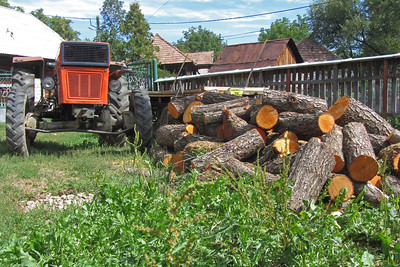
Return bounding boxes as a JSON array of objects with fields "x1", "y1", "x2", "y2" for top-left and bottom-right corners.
[{"x1": 146, "y1": 0, "x2": 170, "y2": 21}]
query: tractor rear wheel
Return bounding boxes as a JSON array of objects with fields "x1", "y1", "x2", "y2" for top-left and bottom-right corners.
[
  {"x1": 6, "y1": 69, "x2": 36, "y2": 157},
  {"x1": 128, "y1": 88, "x2": 153, "y2": 152},
  {"x1": 99, "y1": 76, "x2": 130, "y2": 147}
]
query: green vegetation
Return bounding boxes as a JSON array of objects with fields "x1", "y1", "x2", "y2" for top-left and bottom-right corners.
[{"x1": 0, "y1": 122, "x2": 399, "y2": 265}]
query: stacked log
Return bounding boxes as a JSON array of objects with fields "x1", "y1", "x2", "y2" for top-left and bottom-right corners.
[{"x1": 153, "y1": 89, "x2": 400, "y2": 213}]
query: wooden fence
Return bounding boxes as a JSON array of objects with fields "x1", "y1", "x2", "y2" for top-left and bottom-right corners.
[{"x1": 156, "y1": 53, "x2": 400, "y2": 115}]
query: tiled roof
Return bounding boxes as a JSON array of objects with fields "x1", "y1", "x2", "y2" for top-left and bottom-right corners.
[
  {"x1": 153, "y1": 34, "x2": 189, "y2": 65},
  {"x1": 296, "y1": 37, "x2": 342, "y2": 62},
  {"x1": 0, "y1": 6, "x2": 63, "y2": 59},
  {"x1": 186, "y1": 51, "x2": 214, "y2": 66}
]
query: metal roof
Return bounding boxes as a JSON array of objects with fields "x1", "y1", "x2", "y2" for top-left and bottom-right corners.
[{"x1": 0, "y1": 6, "x2": 63, "y2": 59}]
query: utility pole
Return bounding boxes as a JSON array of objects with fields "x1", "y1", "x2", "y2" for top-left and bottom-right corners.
[{"x1": 96, "y1": 16, "x2": 100, "y2": 42}]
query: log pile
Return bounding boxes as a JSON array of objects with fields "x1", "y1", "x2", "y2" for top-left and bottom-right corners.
[{"x1": 153, "y1": 90, "x2": 400, "y2": 212}]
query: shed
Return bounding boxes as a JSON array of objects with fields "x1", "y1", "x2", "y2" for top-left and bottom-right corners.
[
  {"x1": 296, "y1": 37, "x2": 342, "y2": 62},
  {"x1": 209, "y1": 38, "x2": 303, "y2": 73}
]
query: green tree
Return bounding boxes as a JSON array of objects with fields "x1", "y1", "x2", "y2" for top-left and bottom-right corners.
[
  {"x1": 308, "y1": 0, "x2": 400, "y2": 57},
  {"x1": 99, "y1": 0, "x2": 126, "y2": 61},
  {"x1": 258, "y1": 15, "x2": 310, "y2": 43},
  {"x1": 121, "y1": 2, "x2": 154, "y2": 61},
  {"x1": 31, "y1": 9, "x2": 80, "y2": 40},
  {"x1": 175, "y1": 26, "x2": 227, "y2": 60},
  {"x1": 0, "y1": 0, "x2": 23, "y2": 11}
]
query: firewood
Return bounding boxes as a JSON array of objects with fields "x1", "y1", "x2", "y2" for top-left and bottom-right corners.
[
  {"x1": 327, "y1": 174, "x2": 354, "y2": 202},
  {"x1": 343, "y1": 122, "x2": 379, "y2": 182},
  {"x1": 191, "y1": 97, "x2": 250, "y2": 126},
  {"x1": 328, "y1": 96, "x2": 394, "y2": 138},
  {"x1": 173, "y1": 133, "x2": 223, "y2": 152},
  {"x1": 168, "y1": 95, "x2": 197, "y2": 119},
  {"x1": 198, "y1": 91, "x2": 242, "y2": 104},
  {"x1": 378, "y1": 143, "x2": 400, "y2": 174},
  {"x1": 149, "y1": 146, "x2": 170, "y2": 163},
  {"x1": 183, "y1": 140, "x2": 223, "y2": 158},
  {"x1": 288, "y1": 137, "x2": 336, "y2": 213},
  {"x1": 321, "y1": 127, "x2": 345, "y2": 173},
  {"x1": 217, "y1": 108, "x2": 253, "y2": 141},
  {"x1": 159, "y1": 107, "x2": 181, "y2": 126},
  {"x1": 274, "y1": 112, "x2": 335, "y2": 140},
  {"x1": 191, "y1": 128, "x2": 266, "y2": 171},
  {"x1": 352, "y1": 181, "x2": 389, "y2": 208},
  {"x1": 182, "y1": 101, "x2": 202, "y2": 123},
  {"x1": 262, "y1": 89, "x2": 328, "y2": 114},
  {"x1": 369, "y1": 133, "x2": 390, "y2": 154},
  {"x1": 273, "y1": 138, "x2": 300, "y2": 157},
  {"x1": 369, "y1": 175, "x2": 382, "y2": 190},
  {"x1": 385, "y1": 175, "x2": 400, "y2": 197},
  {"x1": 248, "y1": 105, "x2": 279, "y2": 130},
  {"x1": 261, "y1": 154, "x2": 296, "y2": 175},
  {"x1": 155, "y1": 124, "x2": 197, "y2": 149}
]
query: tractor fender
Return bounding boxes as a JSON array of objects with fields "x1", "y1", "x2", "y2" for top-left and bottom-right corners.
[{"x1": 12, "y1": 56, "x2": 54, "y2": 78}]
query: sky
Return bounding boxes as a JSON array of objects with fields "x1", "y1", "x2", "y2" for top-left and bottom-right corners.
[{"x1": 8, "y1": 0, "x2": 313, "y2": 45}]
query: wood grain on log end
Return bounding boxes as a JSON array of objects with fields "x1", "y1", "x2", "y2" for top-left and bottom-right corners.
[
  {"x1": 318, "y1": 113, "x2": 335, "y2": 133},
  {"x1": 369, "y1": 175, "x2": 382, "y2": 190},
  {"x1": 328, "y1": 174, "x2": 354, "y2": 202},
  {"x1": 332, "y1": 155, "x2": 345, "y2": 173},
  {"x1": 387, "y1": 129, "x2": 400, "y2": 144},
  {"x1": 273, "y1": 138, "x2": 299, "y2": 157},
  {"x1": 348, "y1": 155, "x2": 379, "y2": 182},
  {"x1": 183, "y1": 101, "x2": 202, "y2": 123},
  {"x1": 256, "y1": 105, "x2": 279, "y2": 130},
  {"x1": 327, "y1": 96, "x2": 349, "y2": 120}
]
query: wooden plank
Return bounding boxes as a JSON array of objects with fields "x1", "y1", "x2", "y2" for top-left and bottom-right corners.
[{"x1": 368, "y1": 62, "x2": 373, "y2": 109}]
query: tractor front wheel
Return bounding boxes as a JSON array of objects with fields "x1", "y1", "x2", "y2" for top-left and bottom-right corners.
[
  {"x1": 6, "y1": 69, "x2": 36, "y2": 157},
  {"x1": 128, "y1": 89, "x2": 153, "y2": 152}
]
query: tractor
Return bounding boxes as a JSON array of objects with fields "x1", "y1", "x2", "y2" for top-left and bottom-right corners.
[{"x1": 6, "y1": 41, "x2": 153, "y2": 157}]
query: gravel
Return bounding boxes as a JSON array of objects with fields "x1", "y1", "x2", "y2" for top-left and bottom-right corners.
[{"x1": 20, "y1": 192, "x2": 94, "y2": 212}]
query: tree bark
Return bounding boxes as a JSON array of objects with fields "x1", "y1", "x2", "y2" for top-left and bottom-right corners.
[
  {"x1": 328, "y1": 96, "x2": 394, "y2": 137},
  {"x1": 288, "y1": 137, "x2": 336, "y2": 213},
  {"x1": 199, "y1": 91, "x2": 242, "y2": 104},
  {"x1": 343, "y1": 122, "x2": 379, "y2": 182},
  {"x1": 262, "y1": 89, "x2": 328, "y2": 114},
  {"x1": 155, "y1": 124, "x2": 197, "y2": 149},
  {"x1": 321, "y1": 127, "x2": 345, "y2": 173},
  {"x1": 168, "y1": 95, "x2": 197, "y2": 119},
  {"x1": 377, "y1": 143, "x2": 400, "y2": 174},
  {"x1": 352, "y1": 181, "x2": 389, "y2": 208},
  {"x1": 173, "y1": 133, "x2": 223, "y2": 152},
  {"x1": 217, "y1": 108, "x2": 254, "y2": 141},
  {"x1": 191, "y1": 128, "x2": 266, "y2": 171},
  {"x1": 369, "y1": 133, "x2": 390, "y2": 155},
  {"x1": 274, "y1": 112, "x2": 334, "y2": 140}
]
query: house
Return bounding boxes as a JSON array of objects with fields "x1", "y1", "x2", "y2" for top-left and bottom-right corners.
[
  {"x1": 0, "y1": 6, "x2": 63, "y2": 71},
  {"x1": 296, "y1": 37, "x2": 342, "y2": 62},
  {"x1": 209, "y1": 38, "x2": 303, "y2": 73},
  {"x1": 152, "y1": 34, "x2": 214, "y2": 75}
]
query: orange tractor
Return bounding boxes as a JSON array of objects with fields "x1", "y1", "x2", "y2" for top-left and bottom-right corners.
[{"x1": 6, "y1": 41, "x2": 153, "y2": 156}]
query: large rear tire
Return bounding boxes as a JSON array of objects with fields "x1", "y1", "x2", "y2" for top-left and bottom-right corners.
[
  {"x1": 99, "y1": 76, "x2": 130, "y2": 147},
  {"x1": 128, "y1": 89, "x2": 153, "y2": 152},
  {"x1": 6, "y1": 69, "x2": 35, "y2": 157}
]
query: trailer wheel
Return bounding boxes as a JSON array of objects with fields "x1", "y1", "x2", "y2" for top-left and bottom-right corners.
[
  {"x1": 99, "y1": 76, "x2": 130, "y2": 147},
  {"x1": 6, "y1": 69, "x2": 36, "y2": 157},
  {"x1": 128, "y1": 88, "x2": 153, "y2": 152}
]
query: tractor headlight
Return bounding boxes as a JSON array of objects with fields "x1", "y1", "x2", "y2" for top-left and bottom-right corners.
[
  {"x1": 42, "y1": 77, "x2": 55, "y2": 90},
  {"x1": 109, "y1": 79, "x2": 122, "y2": 92}
]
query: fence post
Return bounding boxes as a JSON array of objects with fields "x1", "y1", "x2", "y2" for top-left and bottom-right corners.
[
  {"x1": 382, "y1": 59, "x2": 388, "y2": 115},
  {"x1": 286, "y1": 69, "x2": 291, "y2": 92}
]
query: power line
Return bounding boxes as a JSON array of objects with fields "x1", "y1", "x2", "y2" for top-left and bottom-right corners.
[
  {"x1": 147, "y1": 0, "x2": 170, "y2": 21},
  {"x1": 224, "y1": 30, "x2": 261, "y2": 39},
  {"x1": 148, "y1": 5, "x2": 309, "y2": 25}
]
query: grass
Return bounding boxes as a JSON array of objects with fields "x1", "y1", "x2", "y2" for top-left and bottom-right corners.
[{"x1": 0, "y1": 122, "x2": 400, "y2": 265}]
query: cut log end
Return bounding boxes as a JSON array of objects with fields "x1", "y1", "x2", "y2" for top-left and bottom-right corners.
[
  {"x1": 256, "y1": 105, "x2": 279, "y2": 130},
  {"x1": 348, "y1": 155, "x2": 379, "y2": 182},
  {"x1": 185, "y1": 124, "x2": 198, "y2": 134},
  {"x1": 332, "y1": 155, "x2": 345, "y2": 173},
  {"x1": 273, "y1": 138, "x2": 299, "y2": 156},
  {"x1": 328, "y1": 174, "x2": 354, "y2": 202},
  {"x1": 327, "y1": 96, "x2": 350, "y2": 120},
  {"x1": 168, "y1": 102, "x2": 180, "y2": 119},
  {"x1": 318, "y1": 113, "x2": 335, "y2": 133},
  {"x1": 369, "y1": 175, "x2": 382, "y2": 190},
  {"x1": 183, "y1": 101, "x2": 202, "y2": 123}
]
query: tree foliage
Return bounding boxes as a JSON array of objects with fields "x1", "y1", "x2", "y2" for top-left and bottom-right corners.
[
  {"x1": 175, "y1": 26, "x2": 227, "y2": 60},
  {"x1": 31, "y1": 9, "x2": 80, "y2": 41},
  {"x1": 308, "y1": 0, "x2": 400, "y2": 57},
  {"x1": 0, "y1": 0, "x2": 23, "y2": 11},
  {"x1": 258, "y1": 15, "x2": 310, "y2": 43},
  {"x1": 100, "y1": 0, "x2": 154, "y2": 61},
  {"x1": 121, "y1": 2, "x2": 154, "y2": 61}
]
